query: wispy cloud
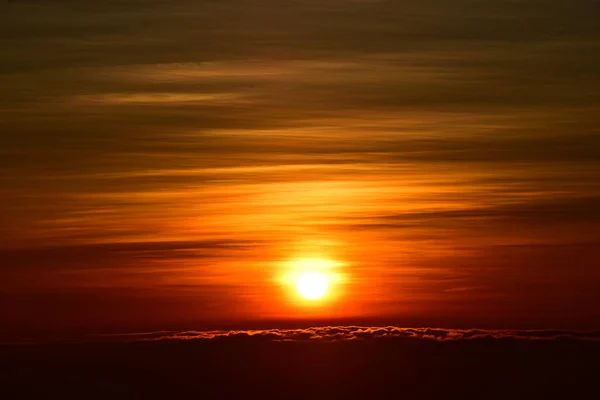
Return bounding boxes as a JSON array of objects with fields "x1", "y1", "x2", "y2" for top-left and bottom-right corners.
[{"x1": 1, "y1": 0, "x2": 599, "y2": 330}]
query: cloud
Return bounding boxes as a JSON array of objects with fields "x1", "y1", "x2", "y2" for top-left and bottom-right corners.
[
  {"x1": 4, "y1": 325, "x2": 600, "y2": 399},
  {"x1": 346, "y1": 196, "x2": 600, "y2": 230},
  {"x1": 85, "y1": 326, "x2": 600, "y2": 344},
  {"x1": 0, "y1": 239, "x2": 262, "y2": 273}
]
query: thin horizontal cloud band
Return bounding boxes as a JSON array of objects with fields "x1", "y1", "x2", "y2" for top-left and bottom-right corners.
[{"x1": 86, "y1": 326, "x2": 600, "y2": 343}]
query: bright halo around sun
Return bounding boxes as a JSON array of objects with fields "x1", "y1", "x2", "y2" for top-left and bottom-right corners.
[
  {"x1": 296, "y1": 272, "x2": 328, "y2": 300},
  {"x1": 278, "y1": 257, "x2": 346, "y2": 305}
]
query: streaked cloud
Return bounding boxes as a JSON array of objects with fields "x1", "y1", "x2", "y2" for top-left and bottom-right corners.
[{"x1": 1, "y1": 0, "x2": 599, "y2": 331}]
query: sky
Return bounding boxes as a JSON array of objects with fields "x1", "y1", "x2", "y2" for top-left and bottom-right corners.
[{"x1": 1, "y1": 0, "x2": 600, "y2": 336}]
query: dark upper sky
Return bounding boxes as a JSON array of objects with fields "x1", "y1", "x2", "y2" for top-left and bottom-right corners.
[{"x1": 1, "y1": 0, "x2": 599, "y2": 335}]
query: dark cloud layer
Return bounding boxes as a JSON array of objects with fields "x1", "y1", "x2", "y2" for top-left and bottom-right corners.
[
  {"x1": 2, "y1": 325, "x2": 600, "y2": 399},
  {"x1": 85, "y1": 326, "x2": 600, "y2": 344}
]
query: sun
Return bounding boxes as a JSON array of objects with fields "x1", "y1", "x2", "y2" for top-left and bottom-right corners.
[
  {"x1": 296, "y1": 272, "x2": 329, "y2": 300},
  {"x1": 278, "y1": 258, "x2": 345, "y2": 304}
]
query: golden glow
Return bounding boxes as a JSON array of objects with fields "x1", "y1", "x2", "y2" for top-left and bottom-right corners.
[
  {"x1": 296, "y1": 272, "x2": 328, "y2": 300},
  {"x1": 278, "y1": 257, "x2": 347, "y2": 307}
]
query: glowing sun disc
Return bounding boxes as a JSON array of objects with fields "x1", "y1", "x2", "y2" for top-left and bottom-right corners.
[{"x1": 296, "y1": 272, "x2": 328, "y2": 300}]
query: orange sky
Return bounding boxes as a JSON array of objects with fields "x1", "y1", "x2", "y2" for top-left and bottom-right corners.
[{"x1": 1, "y1": 0, "x2": 600, "y2": 334}]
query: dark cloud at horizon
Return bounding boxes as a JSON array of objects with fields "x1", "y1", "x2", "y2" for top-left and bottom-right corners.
[
  {"x1": 63, "y1": 326, "x2": 600, "y2": 344},
  {"x1": 2, "y1": 325, "x2": 600, "y2": 399}
]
